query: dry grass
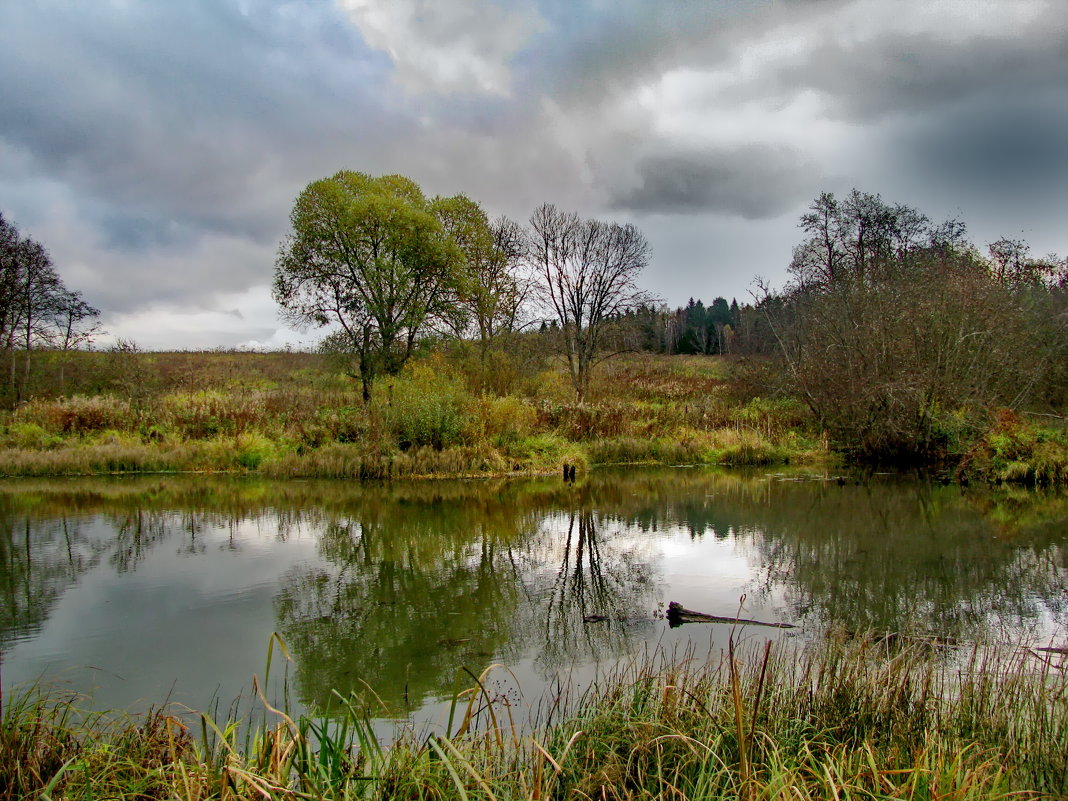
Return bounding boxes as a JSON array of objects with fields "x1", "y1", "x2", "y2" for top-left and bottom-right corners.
[{"x1": 0, "y1": 351, "x2": 831, "y2": 478}]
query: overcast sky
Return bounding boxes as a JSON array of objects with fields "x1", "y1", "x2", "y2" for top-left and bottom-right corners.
[{"x1": 2, "y1": 0, "x2": 1066, "y2": 349}]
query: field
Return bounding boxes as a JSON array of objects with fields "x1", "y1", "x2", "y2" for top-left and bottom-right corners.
[
  {"x1": 0, "y1": 350, "x2": 829, "y2": 480},
  {"x1": 0, "y1": 346, "x2": 1063, "y2": 484}
]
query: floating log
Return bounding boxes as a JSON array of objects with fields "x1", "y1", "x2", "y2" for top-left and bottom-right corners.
[
  {"x1": 1034, "y1": 646, "x2": 1068, "y2": 655},
  {"x1": 666, "y1": 601, "x2": 795, "y2": 629}
]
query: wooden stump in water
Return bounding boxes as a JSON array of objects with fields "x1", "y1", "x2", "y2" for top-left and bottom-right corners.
[{"x1": 665, "y1": 601, "x2": 796, "y2": 629}]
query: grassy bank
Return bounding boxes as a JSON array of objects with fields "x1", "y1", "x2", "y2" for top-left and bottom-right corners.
[
  {"x1": 0, "y1": 348, "x2": 1063, "y2": 482},
  {"x1": 3, "y1": 637, "x2": 1066, "y2": 800},
  {"x1": 0, "y1": 352, "x2": 830, "y2": 479}
]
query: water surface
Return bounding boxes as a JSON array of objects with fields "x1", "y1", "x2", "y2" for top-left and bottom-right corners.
[{"x1": 1, "y1": 469, "x2": 1065, "y2": 725}]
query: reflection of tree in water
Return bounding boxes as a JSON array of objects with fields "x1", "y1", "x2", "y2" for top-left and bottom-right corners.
[
  {"x1": 733, "y1": 480, "x2": 1068, "y2": 639},
  {"x1": 0, "y1": 514, "x2": 111, "y2": 646},
  {"x1": 551, "y1": 469, "x2": 1067, "y2": 642},
  {"x1": 4, "y1": 471, "x2": 1064, "y2": 718},
  {"x1": 107, "y1": 511, "x2": 173, "y2": 572},
  {"x1": 274, "y1": 493, "x2": 536, "y2": 715},
  {"x1": 0, "y1": 498, "x2": 280, "y2": 648},
  {"x1": 524, "y1": 508, "x2": 658, "y2": 674},
  {"x1": 273, "y1": 481, "x2": 663, "y2": 714}
]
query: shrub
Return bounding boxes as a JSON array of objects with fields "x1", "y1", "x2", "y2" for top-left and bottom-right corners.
[
  {"x1": 504, "y1": 433, "x2": 587, "y2": 473},
  {"x1": 2, "y1": 422, "x2": 62, "y2": 450},
  {"x1": 472, "y1": 395, "x2": 537, "y2": 446},
  {"x1": 380, "y1": 362, "x2": 474, "y2": 450},
  {"x1": 234, "y1": 433, "x2": 282, "y2": 470}
]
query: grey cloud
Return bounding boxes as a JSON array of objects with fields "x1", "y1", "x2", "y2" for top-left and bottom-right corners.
[
  {"x1": 760, "y1": 6, "x2": 1068, "y2": 123},
  {"x1": 95, "y1": 212, "x2": 195, "y2": 253},
  {"x1": 0, "y1": 1, "x2": 399, "y2": 244},
  {"x1": 524, "y1": 0, "x2": 851, "y2": 106},
  {"x1": 2, "y1": 0, "x2": 1067, "y2": 339},
  {"x1": 610, "y1": 146, "x2": 818, "y2": 220}
]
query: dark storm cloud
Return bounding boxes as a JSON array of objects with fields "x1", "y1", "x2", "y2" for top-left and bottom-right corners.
[
  {"x1": 902, "y1": 98, "x2": 1068, "y2": 196},
  {"x1": 1, "y1": 0, "x2": 1066, "y2": 344},
  {"x1": 611, "y1": 146, "x2": 817, "y2": 219}
]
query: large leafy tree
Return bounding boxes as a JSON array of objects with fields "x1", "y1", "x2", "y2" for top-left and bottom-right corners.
[{"x1": 273, "y1": 172, "x2": 464, "y2": 401}]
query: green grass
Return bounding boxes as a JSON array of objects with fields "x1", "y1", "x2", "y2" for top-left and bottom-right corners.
[
  {"x1": 958, "y1": 409, "x2": 1068, "y2": 486},
  {"x1": 2, "y1": 637, "x2": 1065, "y2": 800},
  {"x1": 1, "y1": 348, "x2": 1064, "y2": 480}
]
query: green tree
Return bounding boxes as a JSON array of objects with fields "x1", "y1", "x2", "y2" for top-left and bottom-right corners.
[
  {"x1": 432, "y1": 195, "x2": 528, "y2": 373},
  {"x1": 709, "y1": 296, "x2": 732, "y2": 353},
  {"x1": 273, "y1": 172, "x2": 464, "y2": 401}
]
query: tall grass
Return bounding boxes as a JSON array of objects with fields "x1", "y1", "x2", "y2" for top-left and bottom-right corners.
[
  {"x1": 2, "y1": 637, "x2": 1065, "y2": 800},
  {"x1": 958, "y1": 409, "x2": 1068, "y2": 486}
]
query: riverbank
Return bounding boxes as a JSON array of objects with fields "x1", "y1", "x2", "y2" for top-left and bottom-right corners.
[
  {"x1": 0, "y1": 350, "x2": 1063, "y2": 483},
  {"x1": 3, "y1": 637, "x2": 1065, "y2": 800}
]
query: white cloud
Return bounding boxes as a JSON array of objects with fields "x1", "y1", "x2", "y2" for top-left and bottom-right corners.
[
  {"x1": 336, "y1": 0, "x2": 544, "y2": 95},
  {"x1": 103, "y1": 286, "x2": 316, "y2": 351}
]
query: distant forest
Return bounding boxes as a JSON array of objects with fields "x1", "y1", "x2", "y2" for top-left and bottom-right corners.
[{"x1": 622, "y1": 297, "x2": 739, "y2": 355}]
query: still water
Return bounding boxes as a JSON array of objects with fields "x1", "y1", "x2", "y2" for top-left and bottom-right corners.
[{"x1": 1, "y1": 468, "x2": 1066, "y2": 725}]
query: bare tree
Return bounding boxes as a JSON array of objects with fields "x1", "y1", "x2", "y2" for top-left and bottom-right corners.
[
  {"x1": 757, "y1": 189, "x2": 1066, "y2": 461},
  {"x1": 0, "y1": 213, "x2": 101, "y2": 402},
  {"x1": 528, "y1": 204, "x2": 652, "y2": 400}
]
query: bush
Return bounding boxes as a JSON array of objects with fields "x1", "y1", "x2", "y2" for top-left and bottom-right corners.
[
  {"x1": 473, "y1": 395, "x2": 537, "y2": 446},
  {"x1": 234, "y1": 433, "x2": 282, "y2": 470},
  {"x1": 2, "y1": 422, "x2": 62, "y2": 450},
  {"x1": 380, "y1": 362, "x2": 474, "y2": 450},
  {"x1": 504, "y1": 433, "x2": 587, "y2": 473}
]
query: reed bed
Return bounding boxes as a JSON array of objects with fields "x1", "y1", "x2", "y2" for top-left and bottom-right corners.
[{"x1": 2, "y1": 637, "x2": 1065, "y2": 800}]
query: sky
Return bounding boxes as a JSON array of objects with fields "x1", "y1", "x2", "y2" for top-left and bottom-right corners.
[{"x1": 2, "y1": 0, "x2": 1066, "y2": 350}]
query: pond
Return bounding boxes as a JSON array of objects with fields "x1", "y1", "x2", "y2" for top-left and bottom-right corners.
[{"x1": 1, "y1": 468, "x2": 1065, "y2": 730}]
